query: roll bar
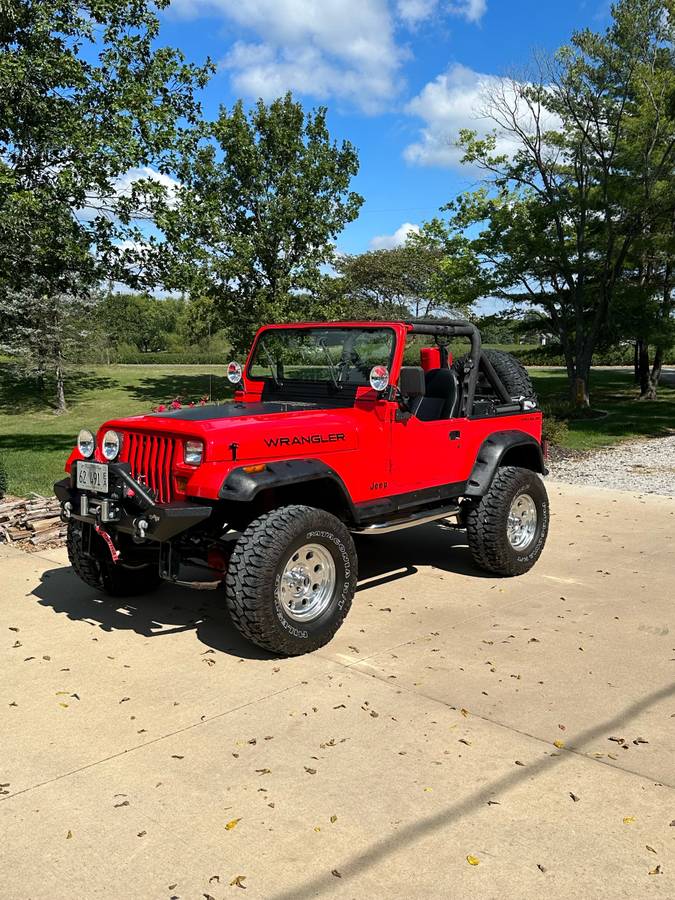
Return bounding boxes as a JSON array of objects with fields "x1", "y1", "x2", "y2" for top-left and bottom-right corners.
[{"x1": 405, "y1": 319, "x2": 481, "y2": 417}]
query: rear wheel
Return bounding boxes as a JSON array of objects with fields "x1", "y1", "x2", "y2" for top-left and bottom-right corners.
[
  {"x1": 465, "y1": 466, "x2": 549, "y2": 576},
  {"x1": 66, "y1": 521, "x2": 162, "y2": 597},
  {"x1": 224, "y1": 505, "x2": 357, "y2": 656}
]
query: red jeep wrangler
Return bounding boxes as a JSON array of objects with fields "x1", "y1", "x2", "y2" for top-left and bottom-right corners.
[{"x1": 55, "y1": 319, "x2": 549, "y2": 656}]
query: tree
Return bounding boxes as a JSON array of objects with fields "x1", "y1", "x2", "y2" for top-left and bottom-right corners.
[
  {"x1": 0, "y1": 279, "x2": 97, "y2": 411},
  {"x1": 430, "y1": 0, "x2": 675, "y2": 406},
  {"x1": 0, "y1": 0, "x2": 211, "y2": 408},
  {"x1": 330, "y1": 235, "x2": 480, "y2": 321},
  {"x1": 155, "y1": 94, "x2": 363, "y2": 352}
]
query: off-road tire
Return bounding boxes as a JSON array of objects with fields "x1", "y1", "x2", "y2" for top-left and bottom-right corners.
[
  {"x1": 465, "y1": 466, "x2": 549, "y2": 576},
  {"x1": 66, "y1": 520, "x2": 162, "y2": 597},
  {"x1": 224, "y1": 505, "x2": 358, "y2": 656},
  {"x1": 455, "y1": 349, "x2": 537, "y2": 403}
]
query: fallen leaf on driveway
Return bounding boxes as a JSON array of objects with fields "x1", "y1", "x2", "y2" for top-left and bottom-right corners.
[
  {"x1": 514, "y1": 760, "x2": 525, "y2": 766},
  {"x1": 466, "y1": 855, "x2": 480, "y2": 866},
  {"x1": 331, "y1": 870, "x2": 342, "y2": 878},
  {"x1": 623, "y1": 816, "x2": 636, "y2": 825},
  {"x1": 230, "y1": 874, "x2": 246, "y2": 888},
  {"x1": 537, "y1": 864, "x2": 546, "y2": 873},
  {"x1": 66, "y1": 830, "x2": 72, "y2": 839},
  {"x1": 646, "y1": 845, "x2": 656, "y2": 853},
  {"x1": 569, "y1": 793, "x2": 580, "y2": 803},
  {"x1": 225, "y1": 818, "x2": 242, "y2": 831},
  {"x1": 648, "y1": 865, "x2": 662, "y2": 875},
  {"x1": 330, "y1": 815, "x2": 337, "y2": 823},
  {"x1": 553, "y1": 740, "x2": 565, "y2": 749},
  {"x1": 304, "y1": 767, "x2": 317, "y2": 775},
  {"x1": 460, "y1": 708, "x2": 469, "y2": 717}
]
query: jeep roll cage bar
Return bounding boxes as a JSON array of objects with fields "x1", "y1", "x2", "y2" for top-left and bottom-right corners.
[{"x1": 405, "y1": 318, "x2": 516, "y2": 418}]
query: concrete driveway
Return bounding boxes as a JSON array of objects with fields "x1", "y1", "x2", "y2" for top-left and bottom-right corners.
[{"x1": 1, "y1": 482, "x2": 673, "y2": 899}]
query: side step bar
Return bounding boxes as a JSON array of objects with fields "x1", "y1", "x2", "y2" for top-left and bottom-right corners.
[{"x1": 351, "y1": 504, "x2": 460, "y2": 536}]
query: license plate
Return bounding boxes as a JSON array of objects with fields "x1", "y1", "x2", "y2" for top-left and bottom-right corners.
[{"x1": 76, "y1": 461, "x2": 109, "y2": 493}]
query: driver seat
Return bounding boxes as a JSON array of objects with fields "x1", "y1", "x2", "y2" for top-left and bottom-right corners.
[{"x1": 416, "y1": 368, "x2": 459, "y2": 421}]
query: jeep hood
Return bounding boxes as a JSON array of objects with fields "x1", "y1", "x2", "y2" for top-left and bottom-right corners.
[{"x1": 106, "y1": 400, "x2": 360, "y2": 463}]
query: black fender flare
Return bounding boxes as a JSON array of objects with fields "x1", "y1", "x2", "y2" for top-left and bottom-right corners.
[
  {"x1": 464, "y1": 431, "x2": 547, "y2": 497},
  {"x1": 219, "y1": 458, "x2": 356, "y2": 513}
]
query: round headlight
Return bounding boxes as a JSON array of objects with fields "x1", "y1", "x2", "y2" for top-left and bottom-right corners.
[
  {"x1": 101, "y1": 430, "x2": 121, "y2": 461},
  {"x1": 77, "y1": 429, "x2": 95, "y2": 459}
]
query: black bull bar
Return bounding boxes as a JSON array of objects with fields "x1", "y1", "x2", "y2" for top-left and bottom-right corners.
[{"x1": 54, "y1": 461, "x2": 212, "y2": 544}]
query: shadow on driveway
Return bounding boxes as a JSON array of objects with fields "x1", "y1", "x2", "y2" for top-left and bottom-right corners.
[{"x1": 30, "y1": 523, "x2": 488, "y2": 657}]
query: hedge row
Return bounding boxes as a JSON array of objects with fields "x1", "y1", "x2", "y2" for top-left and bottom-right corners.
[{"x1": 514, "y1": 344, "x2": 675, "y2": 366}]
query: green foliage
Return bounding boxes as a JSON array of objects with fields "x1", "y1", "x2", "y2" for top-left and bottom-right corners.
[
  {"x1": 0, "y1": 0, "x2": 212, "y2": 406},
  {"x1": 329, "y1": 237, "x2": 475, "y2": 321},
  {"x1": 155, "y1": 94, "x2": 363, "y2": 352},
  {"x1": 429, "y1": 0, "x2": 675, "y2": 406}
]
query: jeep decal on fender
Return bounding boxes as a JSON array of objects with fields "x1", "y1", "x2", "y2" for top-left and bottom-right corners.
[{"x1": 264, "y1": 433, "x2": 346, "y2": 448}]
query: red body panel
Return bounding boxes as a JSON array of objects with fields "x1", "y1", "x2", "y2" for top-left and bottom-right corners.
[{"x1": 64, "y1": 321, "x2": 543, "y2": 508}]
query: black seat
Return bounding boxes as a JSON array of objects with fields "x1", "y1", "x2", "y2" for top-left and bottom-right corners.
[{"x1": 416, "y1": 368, "x2": 458, "y2": 421}]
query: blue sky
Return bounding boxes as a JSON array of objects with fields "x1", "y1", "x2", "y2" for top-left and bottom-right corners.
[{"x1": 158, "y1": 0, "x2": 610, "y2": 255}]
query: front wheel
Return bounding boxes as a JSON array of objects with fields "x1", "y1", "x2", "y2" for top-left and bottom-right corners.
[
  {"x1": 465, "y1": 466, "x2": 549, "y2": 576},
  {"x1": 66, "y1": 521, "x2": 162, "y2": 597},
  {"x1": 224, "y1": 505, "x2": 358, "y2": 656}
]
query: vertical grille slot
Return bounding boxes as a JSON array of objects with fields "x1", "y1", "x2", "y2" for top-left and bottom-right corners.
[{"x1": 122, "y1": 432, "x2": 176, "y2": 502}]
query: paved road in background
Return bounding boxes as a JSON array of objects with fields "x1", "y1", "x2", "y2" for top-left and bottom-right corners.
[{"x1": 1, "y1": 483, "x2": 673, "y2": 898}]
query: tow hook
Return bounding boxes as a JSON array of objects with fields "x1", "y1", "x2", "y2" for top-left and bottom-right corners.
[{"x1": 95, "y1": 524, "x2": 121, "y2": 563}]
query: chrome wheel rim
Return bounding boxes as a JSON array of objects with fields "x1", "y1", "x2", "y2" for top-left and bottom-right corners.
[
  {"x1": 507, "y1": 493, "x2": 538, "y2": 550},
  {"x1": 279, "y1": 543, "x2": 336, "y2": 622}
]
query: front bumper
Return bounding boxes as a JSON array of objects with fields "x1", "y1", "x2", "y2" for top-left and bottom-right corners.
[{"x1": 55, "y1": 461, "x2": 212, "y2": 543}]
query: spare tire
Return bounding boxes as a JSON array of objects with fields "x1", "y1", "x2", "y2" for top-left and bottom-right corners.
[{"x1": 454, "y1": 349, "x2": 537, "y2": 404}]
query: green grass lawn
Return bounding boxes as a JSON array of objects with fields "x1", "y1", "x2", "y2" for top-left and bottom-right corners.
[
  {"x1": 531, "y1": 367, "x2": 675, "y2": 451},
  {"x1": 0, "y1": 363, "x2": 673, "y2": 497},
  {"x1": 0, "y1": 364, "x2": 233, "y2": 496}
]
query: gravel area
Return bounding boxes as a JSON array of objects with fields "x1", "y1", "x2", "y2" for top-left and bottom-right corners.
[{"x1": 548, "y1": 434, "x2": 675, "y2": 495}]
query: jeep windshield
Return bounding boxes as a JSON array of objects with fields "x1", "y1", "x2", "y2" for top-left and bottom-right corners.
[{"x1": 248, "y1": 327, "x2": 396, "y2": 386}]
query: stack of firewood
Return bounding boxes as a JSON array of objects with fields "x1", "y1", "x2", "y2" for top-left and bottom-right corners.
[{"x1": 0, "y1": 495, "x2": 67, "y2": 549}]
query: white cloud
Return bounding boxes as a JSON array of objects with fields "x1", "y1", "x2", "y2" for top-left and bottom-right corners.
[
  {"x1": 370, "y1": 221, "x2": 420, "y2": 249},
  {"x1": 171, "y1": 0, "x2": 405, "y2": 112},
  {"x1": 448, "y1": 0, "x2": 487, "y2": 23},
  {"x1": 396, "y1": 0, "x2": 438, "y2": 25},
  {"x1": 404, "y1": 63, "x2": 558, "y2": 169}
]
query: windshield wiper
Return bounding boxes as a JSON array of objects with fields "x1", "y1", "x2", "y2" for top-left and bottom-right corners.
[
  {"x1": 262, "y1": 344, "x2": 282, "y2": 388},
  {"x1": 318, "y1": 339, "x2": 342, "y2": 390}
]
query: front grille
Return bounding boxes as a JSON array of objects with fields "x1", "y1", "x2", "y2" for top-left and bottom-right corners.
[{"x1": 121, "y1": 432, "x2": 177, "y2": 502}]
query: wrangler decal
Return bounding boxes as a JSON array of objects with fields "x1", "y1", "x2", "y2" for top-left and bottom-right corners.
[{"x1": 264, "y1": 433, "x2": 346, "y2": 448}]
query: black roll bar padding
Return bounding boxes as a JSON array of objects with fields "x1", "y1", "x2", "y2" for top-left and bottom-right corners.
[
  {"x1": 406, "y1": 320, "x2": 481, "y2": 416},
  {"x1": 478, "y1": 351, "x2": 512, "y2": 404}
]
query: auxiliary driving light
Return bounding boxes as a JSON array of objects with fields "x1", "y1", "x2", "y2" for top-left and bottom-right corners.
[
  {"x1": 77, "y1": 429, "x2": 95, "y2": 458},
  {"x1": 369, "y1": 365, "x2": 390, "y2": 392},
  {"x1": 227, "y1": 361, "x2": 243, "y2": 384},
  {"x1": 101, "y1": 430, "x2": 121, "y2": 461}
]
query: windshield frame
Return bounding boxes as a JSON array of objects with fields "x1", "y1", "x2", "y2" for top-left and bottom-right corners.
[{"x1": 245, "y1": 324, "x2": 399, "y2": 388}]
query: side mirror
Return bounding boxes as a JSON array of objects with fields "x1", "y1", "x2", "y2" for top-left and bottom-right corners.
[{"x1": 398, "y1": 366, "x2": 425, "y2": 400}]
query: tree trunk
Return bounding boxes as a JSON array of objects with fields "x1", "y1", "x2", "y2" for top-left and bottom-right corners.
[
  {"x1": 637, "y1": 339, "x2": 651, "y2": 398},
  {"x1": 639, "y1": 345, "x2": 663, "y2": 400},
  {"x1": 571, "y1": 373, "x2": 590, "y2": 408},
  {"x1": 54, "y1": 357, "x2": 67, "y2": 414},
  {"x1": 633, "y1": 340, "x2": 640, "y2": 384}
]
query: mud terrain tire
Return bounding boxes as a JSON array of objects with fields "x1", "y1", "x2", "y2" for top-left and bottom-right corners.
[
  {"x1": 455, "y1": 349, "x2": 537, "y2": 403},
  {"x1": 466, "y1": 466, "x2": 549, "y2": 576},
  {"x1": 225, "y1": 505, "x2": 358, "y2": 656},
  {"x1": 67, "y1": 520, "x2": 162, "y2": 597}
]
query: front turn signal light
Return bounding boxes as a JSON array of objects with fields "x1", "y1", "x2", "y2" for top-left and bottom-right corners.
[{"x1": 243, "y1": 464, "x2": 266, "y2": 474}]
